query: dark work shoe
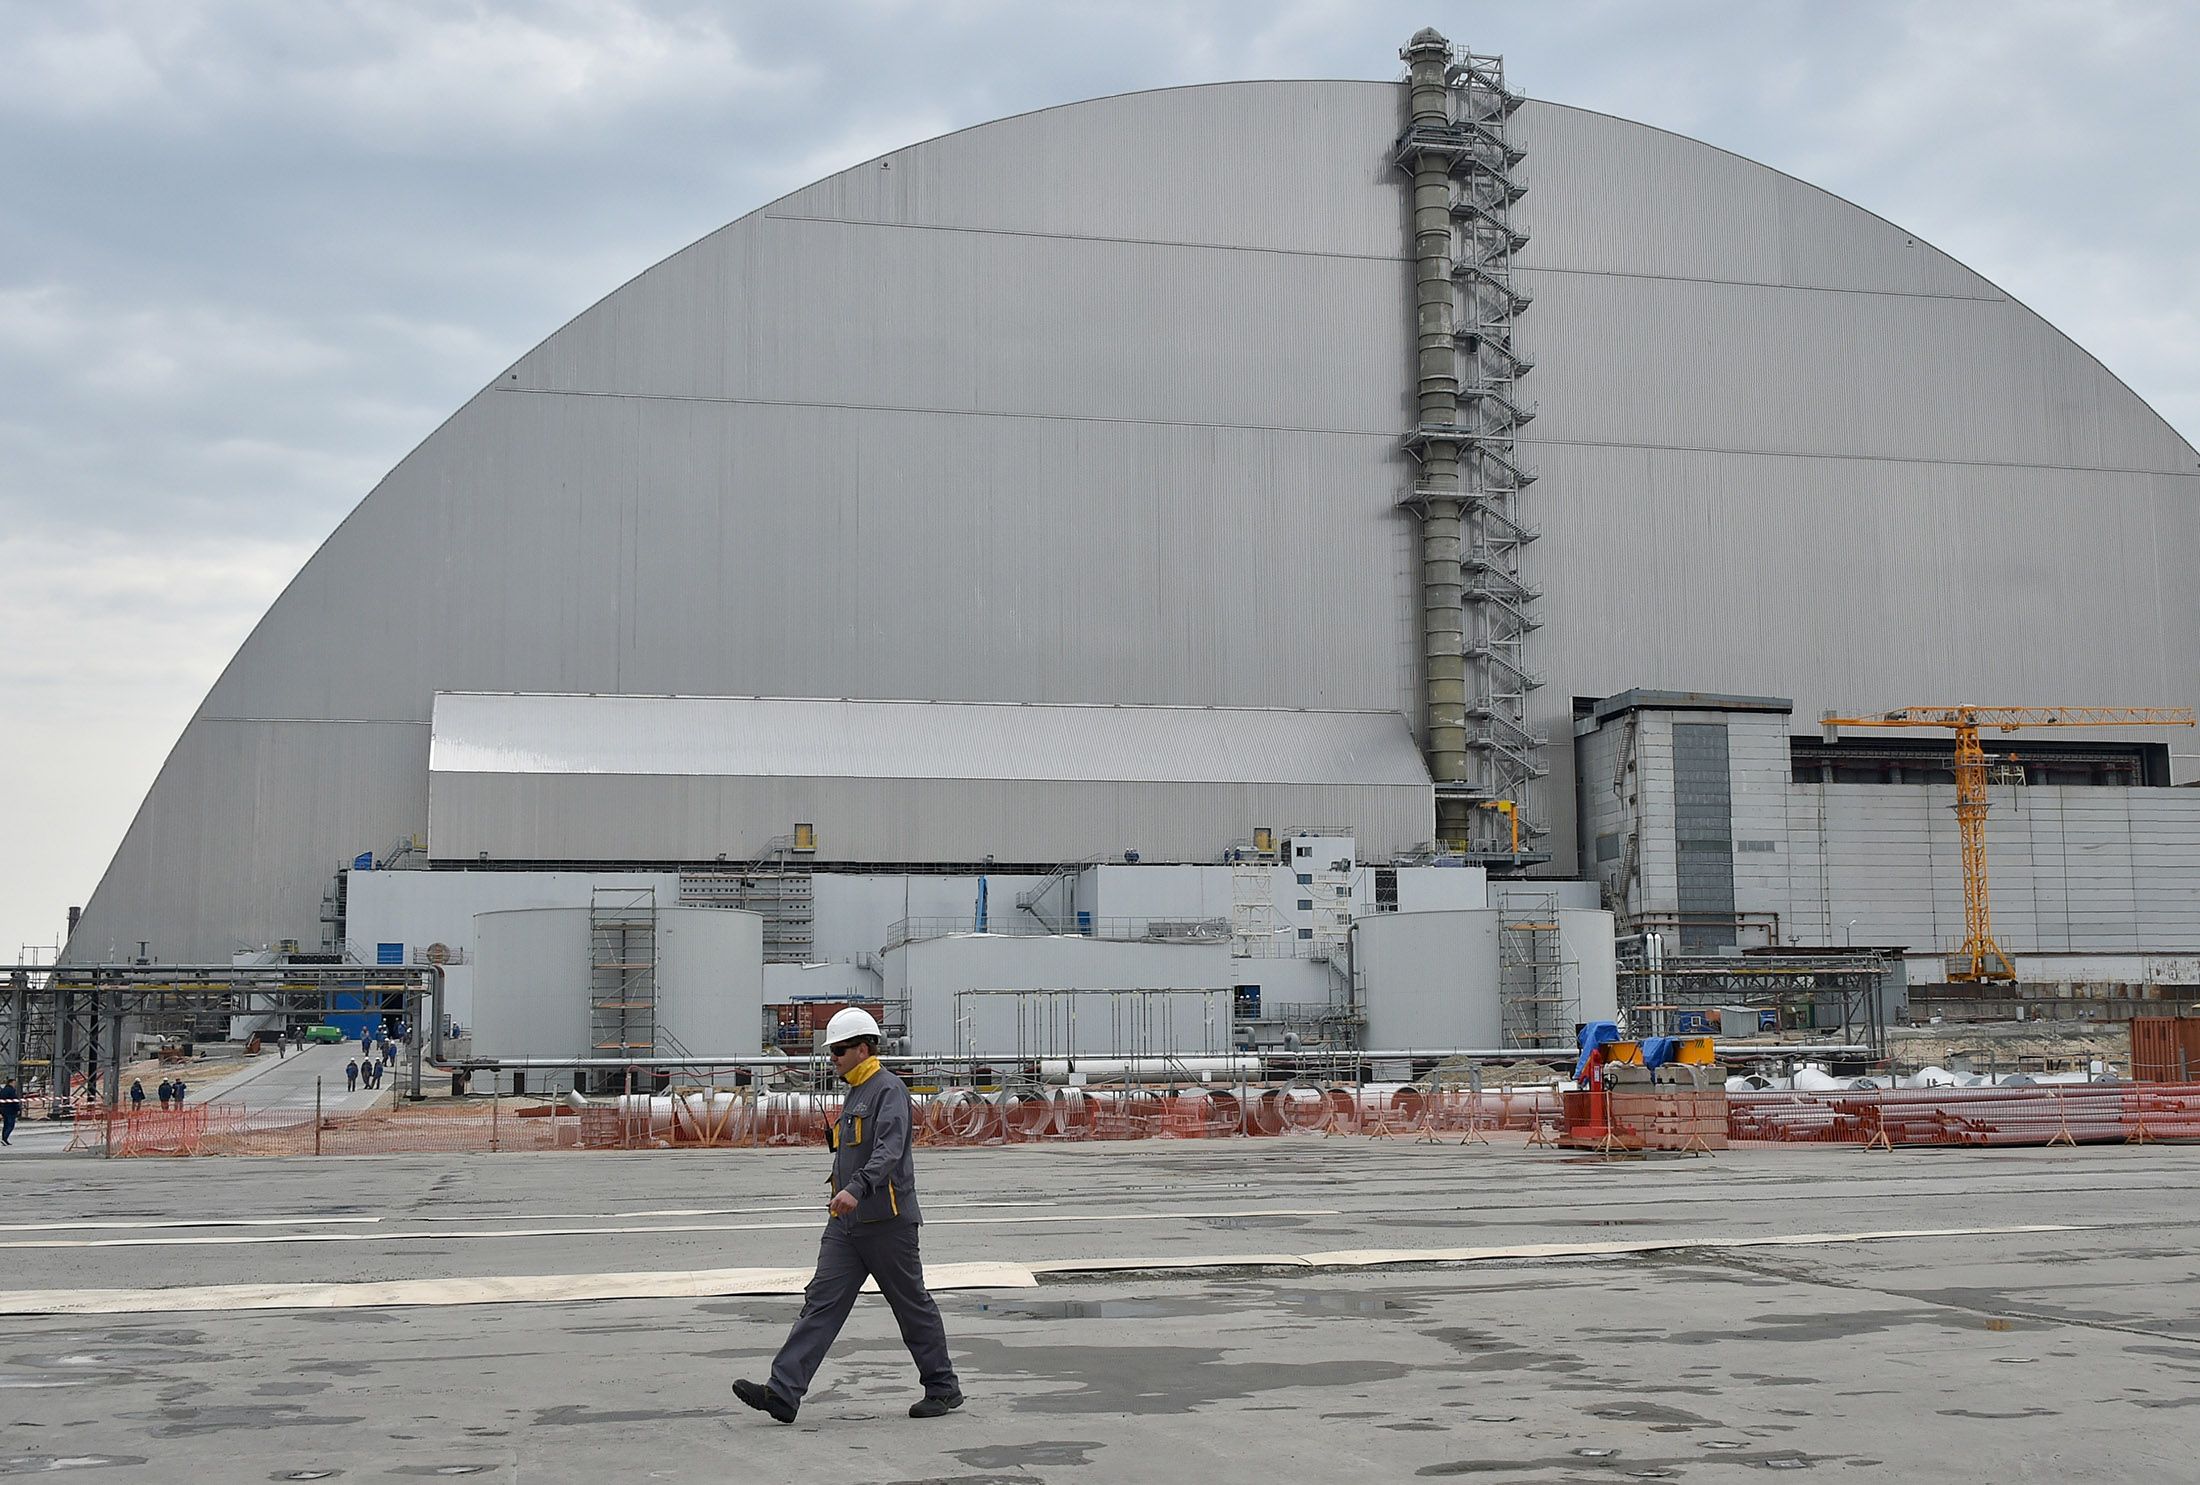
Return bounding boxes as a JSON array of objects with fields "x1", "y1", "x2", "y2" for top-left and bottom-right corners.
[
  {"x1": 732, "y1": 1378, "x2": 797, "y2": 1424},
  {"x1": 909, "y1": 1391, "x2": 964, "y2": 1419}
]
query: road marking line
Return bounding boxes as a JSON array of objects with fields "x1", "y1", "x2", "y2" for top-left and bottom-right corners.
[
  {"x1": 1024, "y1": 1223, "x2": 2098, "y2": 1275},
  {"x1": 0, "y1": 1223, "x2": 2095, "y2": 1318},
  {"x1": 0, "y1": 1208, "x2": 1341, "y2": 1251},
  {"x1": 0, "y1": 1217, "x2": 384, "y2": 1234},
  {"x1": 0, "y1": 1261, "x2": 1041, "y2": 1316}
]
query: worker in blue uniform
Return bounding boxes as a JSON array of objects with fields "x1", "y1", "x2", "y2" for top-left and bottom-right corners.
[{"x1": 734, "y1": 1007, "x2": 962, "y2": 1423}]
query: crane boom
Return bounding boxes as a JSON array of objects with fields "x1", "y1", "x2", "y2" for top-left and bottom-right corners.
[
  {"x1": 1829, "y1": 705, "x2": 2195, "y2": 732},
  {"x1": 1819, "y1": 706, "x2": 2195, "y2": 982}
]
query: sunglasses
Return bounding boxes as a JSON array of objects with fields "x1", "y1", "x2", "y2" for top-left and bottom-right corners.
[{"x1": 829, "y1": 1041, "x2": 864, "y2": 1057}]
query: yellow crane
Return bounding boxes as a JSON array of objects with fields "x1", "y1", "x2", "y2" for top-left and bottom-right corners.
[{"x1": 1820, "y1": 706, "x2": 2195, "y2": 982}]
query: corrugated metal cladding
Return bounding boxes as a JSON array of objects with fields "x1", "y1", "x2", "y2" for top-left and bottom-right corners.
[
  {"x1": 430, "y1": 693, "x2": 1431, "y2": 785},
  {"x1": 74, "y1": 78, "x2": 2200, "y2": 963},
  {"x1": 428, "y1": 694, "x2": 1432, "y2": 863}
]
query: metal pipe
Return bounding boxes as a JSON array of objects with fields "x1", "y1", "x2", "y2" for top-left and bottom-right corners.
[
  {"x1": 445, "y1": 1044, "x2": 1875, "y2": 1069},
  {"x1": 1401, "y1": 27, "x2": 1471, "y2": 845}
]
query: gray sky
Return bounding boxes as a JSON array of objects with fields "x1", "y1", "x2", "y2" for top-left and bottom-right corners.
[{"x1": 4, "y1": 0, "x2": 2196, "y2": 959}]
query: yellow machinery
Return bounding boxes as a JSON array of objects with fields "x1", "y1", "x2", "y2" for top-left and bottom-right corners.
[
  {"x1": 1821, "y1": 706, "x2": 2195, "y2": 982},
  {"x1": 1476, "y1": 798, "x2": 1521, "y2": 856}
]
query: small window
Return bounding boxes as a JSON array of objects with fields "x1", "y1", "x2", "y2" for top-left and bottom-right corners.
[
  {"x1": 1334, "y1": 884, "x2": 1351, "y2": 897},
  {"x1": 1297, "y1": 928, "x2": 1313, "y2": 940},
  {"x1": 1296, "y1": 845, "x2": 1311, "y2": 859},
  {"x1": 1298, "y1": 898, "x2": 1313, "y2": 911},
  {"x1": 1296, "y1": 872, "x2": 1312, "y2": 885}
]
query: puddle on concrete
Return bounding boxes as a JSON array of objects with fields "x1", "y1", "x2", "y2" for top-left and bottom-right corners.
[
  {"x1": 1588, "y1": 1401, "x2": 1718, "y2": 1428},
  {"x1": 1939, "y1": 1407, "x2": 2058, "y2": 1420},
  {"x1": 951, "y1": 1441, "x2": 1105, "y2": 1468},
  {"x1": 941, "y1": 1334, "x2": 1413, "y2": 1416},
  {"x1": 1418, "y1": 1449, "x2": 1836, "y2": 1476},
  {"x1": 530, "y1": 1405, "x2": 724, "y2": 1427},
  {"x1": 148, "y1": 1404, "x2": 364, "y2": 1439},
  {"x1": 1424, "y1": 1328, "x2": 1591, "y2": 1377},
  {"x1": 972, "y1": 1297, "x2": 1225, "y2": 1321}
]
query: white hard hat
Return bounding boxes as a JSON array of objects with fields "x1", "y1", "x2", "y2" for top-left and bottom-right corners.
[{"x1": 823, "y1": 1006, "x2": 882, "y2": 1048}]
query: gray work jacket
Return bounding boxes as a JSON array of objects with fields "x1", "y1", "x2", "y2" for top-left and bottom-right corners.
[{"x1": 827, "y1": 1064, "x2": 922, "y2": 1226}]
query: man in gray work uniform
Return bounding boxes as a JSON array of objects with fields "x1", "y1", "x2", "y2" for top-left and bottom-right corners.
[{"x1": 734, "y1": 1006, "x2": 963, "y2": 1423}]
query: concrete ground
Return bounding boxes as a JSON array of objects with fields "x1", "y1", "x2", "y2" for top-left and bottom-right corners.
[
  {"x1": 0, "y1": 1045, "x2": 391, "y2": 1156},
  {"x1": 0, "y1": 1138, "x2": 2195, "y2": 1481},
  {"x1": 187, "y1": 1042, "x2": 396, "y2": 1116}
]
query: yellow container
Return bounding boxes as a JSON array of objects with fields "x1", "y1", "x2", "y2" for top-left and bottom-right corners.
[{"x1": 1676, "y1": 1036, "x2": 1717, "y2": 1065}]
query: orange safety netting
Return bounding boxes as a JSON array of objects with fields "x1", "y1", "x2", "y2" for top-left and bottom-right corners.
[
  {"x1": 1728, "y1": 1085, "x2": 2200, "y2": 1147},
  {"x1": 63, "y1": 1081, "x2": 2200, "y2": 1158}
]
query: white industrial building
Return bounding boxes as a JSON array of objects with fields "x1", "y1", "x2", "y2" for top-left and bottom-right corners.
[{"x1": 54, "y1": 28, "x2": 2200, "y2": 1068}]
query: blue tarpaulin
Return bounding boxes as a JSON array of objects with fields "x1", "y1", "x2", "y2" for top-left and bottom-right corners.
[
  {"x1": 1639, "y1": 1037, "x2": 1683, "y2": 1071},
  {"x1": 1575, "y1": 1020, "x2": 1621, "y2": 1081}
]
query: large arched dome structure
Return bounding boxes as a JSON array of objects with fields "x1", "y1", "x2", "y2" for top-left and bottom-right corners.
[{"x1": 71, "y1": 70, "x2": 2199, "y2": 963}]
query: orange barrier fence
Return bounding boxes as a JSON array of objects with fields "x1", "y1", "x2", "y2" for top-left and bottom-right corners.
[
  {"x1": 63, "y1": 1082, "x2": 2200, "y2": 1157},
  {"x1": 1729, "y1": 1085, "x2": 2200, "y2": 1147}
]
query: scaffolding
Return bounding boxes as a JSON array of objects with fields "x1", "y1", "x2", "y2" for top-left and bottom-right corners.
[
  {"x1": 588, "y1": 887, "x2": 658, "y2": 1056},
  {"x1": 1395, "y1": 31, "x2": 1545, "y2": 868},
  {"x1": 678, "y1": 871, "x2": 814, "y2": 963},
  {"x1": 1497, "y1": 889, "x2": 1575, "y2": 1047},
  {"x1": 1616, "y1": 945, "x2": 1889, "y2": 1059},
  {"x1": 1229, "y1": 861, "x2": 1277, "y2": 958}
]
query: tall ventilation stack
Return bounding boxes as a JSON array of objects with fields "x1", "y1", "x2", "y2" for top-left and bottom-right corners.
[{"x1": 1393, "y1": 28, "x2": 1547, "y2": 869}]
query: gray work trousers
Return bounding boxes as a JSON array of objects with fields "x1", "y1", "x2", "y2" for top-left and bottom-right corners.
[{"x1": 770, "y1": 1218, "x2": 958, "y2": 1406}]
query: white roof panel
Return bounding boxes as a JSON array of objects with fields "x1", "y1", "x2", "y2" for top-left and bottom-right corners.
[{"x1": 430, "y1": 692, "x2": 1430, "y2": 788}]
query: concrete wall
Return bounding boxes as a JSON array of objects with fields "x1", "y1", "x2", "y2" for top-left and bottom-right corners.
[
  {"x1": 1781, "y1": 785, "x2": 2200, "y2": 955},
  {"x1": 1560, "y1": 908, "x2": 1620, "y2": 1025},
  {"x1": 885, "y1": 934, "x2": 1234, "y2": 1058},
  {"x1": 468, "y1": 904, "x2": 762, "y2": 1062},
  {"x1": 470, "y1": 907, "x2": 590, "y2": 1060},
  {"x1": 1353, "y1": 909, "x2": 1502, "y2": 1052}
]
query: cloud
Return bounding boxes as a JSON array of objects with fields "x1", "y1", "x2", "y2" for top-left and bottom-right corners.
[
  {"x1": 3, "y1": 1, "x2": 805, "y2": 146},
  {"x1": 0, "y1": 525, "x2": 314, "y2": 953}
]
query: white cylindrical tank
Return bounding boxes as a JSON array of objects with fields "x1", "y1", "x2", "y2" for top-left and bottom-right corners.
[
  {"x1": 655, "y1": 906, "x2": 766, "y2": 1056},
  {"x1": 472, "y1": 907, "x2": 592, "y2": 1060},
  {"x1": 1353, "y1": 909, "x2": 1502, "y2": 1052},
  {"x1": 1559, "y1": 908, "x2": 1619, "y2": 1026}
]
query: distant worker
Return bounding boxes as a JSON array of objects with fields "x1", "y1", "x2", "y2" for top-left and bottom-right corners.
[
  {"x1": 156, "y1": 1078, "x2": 173, "y2": 1111},
  {"x1": 0, "y1": 1079, "x2": 20, "y2": 1145},
  {"x1": 130, "y1": 1080, "x2": 146, "y2": 1114},
  {"x1": 733, "y1": 1006, "x2": 962, "y2": 1424},
  {"x1": 276, "y1": 1033, "x2": 287, "y2": 1059},
  {"x1": 345, "y1": 1059, "x2": 359, "y2": 1092},
  {"x1": 171, "y1": 1079, "x2": 187, "y2": 1107}
]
